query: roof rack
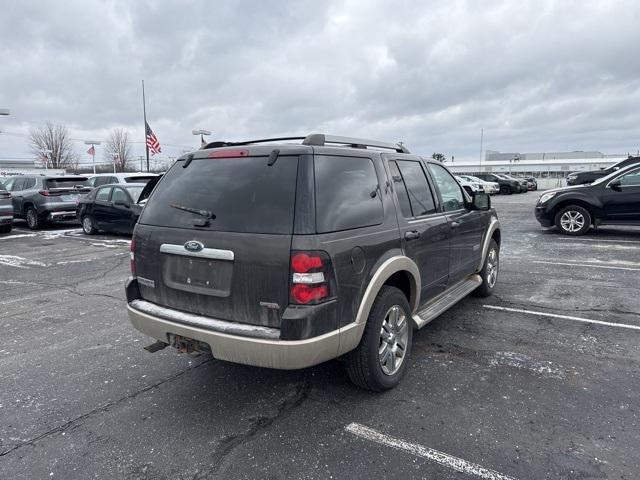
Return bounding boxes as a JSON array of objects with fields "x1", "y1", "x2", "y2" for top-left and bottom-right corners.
[{"x1": 203, "y1": 134, "x2": 410, "y2": 154}]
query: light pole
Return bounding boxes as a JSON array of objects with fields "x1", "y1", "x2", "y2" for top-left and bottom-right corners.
[
  {"x1": 84, "y1": 140, "x2": 101, "y2": 174},
  {"x1": 0, "y1": 108, "x2": 9, "y2": 135},
  {"x1": 112, "y1": 154, "x2": 119, "y2": 174},
  {"x1": 192, "y1": 129, "x2": 211, "y2": 148}
]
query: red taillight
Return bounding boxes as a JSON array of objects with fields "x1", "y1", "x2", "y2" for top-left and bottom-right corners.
[
  {"x1": 38, "y1": 190, "x2": 62, "y2": 196},
  {"x1": 291, "y1": 253, "x2": 323, "y2": 273},
  {"x1": 0, "y1": 192, "x2": 10, "y2": 199},
  {"x1": 291, "y1": 284, "x2": 329, "y2": 305},
  {"x1": 130, "y1": 239, "x2": 137, "y2": 276},
  {"x1": 208, "y1": 149, "x2": 249, "y2": 158},
  {"x1": 289, "y1": 251, "x2": 332, "y2": 305}
]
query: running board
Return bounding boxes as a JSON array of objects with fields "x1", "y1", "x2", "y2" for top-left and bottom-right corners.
[{"x1": 412, "y1": 274, "x2": 482, "y2": 329}]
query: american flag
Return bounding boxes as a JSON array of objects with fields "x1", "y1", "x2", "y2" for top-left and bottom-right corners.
[
  {"x1": 145, "y1": 122, "x2": 161, "y2": 155},
  {"x1": 86, "y1": 145, "x2": 95, "y2": 156}
]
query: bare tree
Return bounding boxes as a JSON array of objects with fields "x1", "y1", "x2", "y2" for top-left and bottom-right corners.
[
  {"x1": 432, "y1": 152, "x2": 446, "y2": 162},
  {"x1": 104, "y1": 128, "x2": 133, "y2": 172},
  {"x1": 29, "y1": 122, "x2": 78, "y2": 169}
]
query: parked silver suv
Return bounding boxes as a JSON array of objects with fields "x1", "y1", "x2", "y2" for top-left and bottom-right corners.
[{"x1": 3, "y1": 175, "x2": 92, "y2": 229}]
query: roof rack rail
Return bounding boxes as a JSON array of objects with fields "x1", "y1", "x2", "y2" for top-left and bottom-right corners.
[
  {"x1": 203, "y1": 134, "x2": 410, "y2": 154},
  {"x1": 302, "y1": 134, "x2": 410, "y2": 154}
]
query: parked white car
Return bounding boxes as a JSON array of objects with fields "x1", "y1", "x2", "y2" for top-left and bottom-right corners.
[
  {"x1": 454, "y1": 175, "x2": 483, "y2": 195},
  {"x1": 458, "y1": 174, "x2": 500, "y2": 195},
  {"x1": 87, "y1": 173, "x2": 159, "y2": 188}
]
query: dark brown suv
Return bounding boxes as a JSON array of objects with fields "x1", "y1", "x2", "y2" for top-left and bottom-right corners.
[{"x1": 126, "y1": 134, "x2": 501, "y2": 390}]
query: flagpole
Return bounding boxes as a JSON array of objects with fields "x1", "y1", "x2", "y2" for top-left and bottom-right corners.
[{"x1": 142, "y1": 80, "x2": 150, "y2": 173}]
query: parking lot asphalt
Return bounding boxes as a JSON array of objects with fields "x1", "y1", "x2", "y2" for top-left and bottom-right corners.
[{"x1": 1, "y1": 193, "x2": 639, "y2": 480}]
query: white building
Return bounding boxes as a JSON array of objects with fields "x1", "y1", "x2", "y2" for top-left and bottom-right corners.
[{"x1": 444, "y1": 150, "x2": 630, "y2": 189}]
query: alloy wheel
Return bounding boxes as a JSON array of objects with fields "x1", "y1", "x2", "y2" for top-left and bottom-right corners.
[
  {"x1": 379, "y1": 305, "x2": 409, "y2": 376},
  {"x1": 560, "y1": 210, "x2": 585, "y2": 233},
  {"x1": 486, "y1": 248, "x2": 499, "y2": 288}
]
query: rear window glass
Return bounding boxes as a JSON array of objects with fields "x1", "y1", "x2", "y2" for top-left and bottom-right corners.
[
  {"x1": 314, "y1": 155, "x2": 383, "y2": 233},
  {"x1": 124, "y1": 176, "x2": 155, "y2": 184},
  {"x1": 46, "y1": 178, "x2": 90, "y2": 189},
  {"x1": 0, "y1": 183, "x2": 6, "y2": 192},
  {"x1": 139, "y1": 156, "x2": 299, "y2": 234}
]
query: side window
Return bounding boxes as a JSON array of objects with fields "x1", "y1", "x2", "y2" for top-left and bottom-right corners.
[
  {"x1": 88, "y1": 178, "x2": 96, "y2": 187},
  {"x1": 314, "y1": 155, "x2": 383, "y2": 233},
  {"x1": 11, "y1": 178, "x2": 26, "y2": 191},
  {"x1": 24, "y1": 178, "x2": 37, "y2": 189},
  {"x1": 95, "y1": 187, "x2": 112, "y2": 201},
  {"x1": 387, "y1": 161, "x2": 413, "y2": 218},
  {"x1": 428, "y1": 163, "x2": 465, "y2": 212},
  {"x1": 619, "y1": 168, "x2": 640, "y2": 186},
  {"x1": 112, "y1": 188, "x2": 128, "y2": 204},
  {"x1": 95, "y1": 177, "x2": 110, "y2": 187},
  {"x1": 395, "y1": 160, "x2": 437, "y2": 217}
]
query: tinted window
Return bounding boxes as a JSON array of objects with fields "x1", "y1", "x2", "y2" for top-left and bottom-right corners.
[
  {"x1": 619, "y1": 167, "x2": 640, "y2": 186},
  {"x1": 428, "y1": 163, "x2": 465, "y2": 212},
  {"x1": 3, "y1": 178, "x2": 15, "y2": 191},
  {"x1": 112, "y1": 187, "x2": 129, "y2": 204},
  {"x1": 124, "y1": 176, "x2": 155, "y2": 184},
  {"x1": 45, "y1": 178, "x2": 90, "y2": 188},
  {"x1": 0, "y1": 183, "x2": 6, "y2": 192},
  {"x1": 314, "y1": 155, "x2": 383, "y2": 233},
  {"x1": 93, "y1": 177, "x2": 113, "y2": 187},
  {"x1": 388, "y1": 162, "x2": 412, "y2": 218},
  {"x1": 23, "y1": 178, "x2": 36, "y2": 189},
  {"x1": 395, "y1": 160, "x2": 437, "y2": 217},
  {"x1": 96, "y1": 187, "x2": 111, "y2": 201},
  {"x1": 140, "y1": 155, "x2": 299, "y2": 234}
]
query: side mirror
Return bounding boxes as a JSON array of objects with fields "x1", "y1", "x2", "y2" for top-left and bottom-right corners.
[
  {"x1": 472, "y1": 192, "x2": 490, "y2": 211},
  {"x1": 609, "y1": 179, "x2": 622, "y2": 192},
  {"x1": 114, "y1": 199, "x2": 131, "y2": 208}
]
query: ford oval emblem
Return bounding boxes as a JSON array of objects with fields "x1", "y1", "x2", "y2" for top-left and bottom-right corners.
[{"x1": 184, "y1": 240, "x2": 204, "y2": 252}]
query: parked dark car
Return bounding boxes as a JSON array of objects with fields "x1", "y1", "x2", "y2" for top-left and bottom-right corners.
[
  {"x1": 566, "y1": 156, "x2": 640, "y2": 186},
  {"x1": 77, "y1": 183, "x2": 147, "y2": 235},
  {"x1": 535, "y1": 162, "x2": 640, "y2": 235},
  {"x1": 125, "y1": 134, "x2": 502, "y2": 391},
  {"x1": 2, "y1": 175, "x2": 92, "y2": 229},
  {"x1": 475, "y1": 173, "x2": 523, "y2": 194},
  {"x1": 0, "y1": 183, "x2": 13, "y2": 233}
]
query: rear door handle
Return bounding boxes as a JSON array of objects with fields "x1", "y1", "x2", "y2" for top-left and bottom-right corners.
[{"x1": 404, "y1": 230, "x2": 421, "y2": 240}]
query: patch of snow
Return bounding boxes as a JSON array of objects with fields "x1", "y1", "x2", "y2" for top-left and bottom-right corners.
[
  {"x1": 0, "y1": 255, "x2": 48, "y2": 269},
  {"x1": 489, "y1": 351, "x2": 565, "y2": 379}
]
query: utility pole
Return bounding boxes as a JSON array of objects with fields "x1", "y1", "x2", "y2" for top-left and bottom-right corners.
[{"x1": 142, "y1": 80, "x2": 150, "y2": 172}]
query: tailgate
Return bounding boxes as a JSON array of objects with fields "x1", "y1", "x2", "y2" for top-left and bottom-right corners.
[{"x1": 134, "y1": 224, "x2": 291, "y2": 328}]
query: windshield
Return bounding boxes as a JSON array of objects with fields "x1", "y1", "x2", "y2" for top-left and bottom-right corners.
[
  {"x1": 139, "y1": 155, "x2": 299, "y2": 234},
  {"x1": 592, "y1": 163, "x2": 640, "y2": 185},
  {"x1": 125, "y1": 185, "x2": 145, "y2": 202}
]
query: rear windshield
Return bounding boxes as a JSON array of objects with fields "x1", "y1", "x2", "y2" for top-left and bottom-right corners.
[
  {"x1": 46, "y1": 178, "x2": 90, "y2": 189},
  {"x1": 124, "y1": 176, "x2": 155, "y2": 184},
  {"x1": 125, "y1": 186, "x2": 145, "y2": 202},
  {"x1": 139, "y1": 155, "x2": 299, "y2": 234}
]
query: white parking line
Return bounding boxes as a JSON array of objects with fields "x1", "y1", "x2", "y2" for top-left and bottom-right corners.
[
  {"x1": 554, "y1": 237, "x2": 640, "y2": 244},
  {"x1": 483, "y1": 305, "x2": 640, "y2": 331},
  {"x1": 345, "y1": 423, "x2": 518, "y2": 480},
  {"x1": 533, "y1": 260, "x2": 640, "y2": 271}
]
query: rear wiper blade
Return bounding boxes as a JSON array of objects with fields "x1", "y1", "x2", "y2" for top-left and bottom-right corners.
[{"x1": 169, "y1": 203, "x2": 215, "y2": 219}]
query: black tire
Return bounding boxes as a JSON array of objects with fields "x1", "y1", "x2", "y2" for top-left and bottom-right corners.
[
  {"x1": 473, "y1": 239, "x2": 499, "y2": 297},
  {"x1": 81, "y1": 215, "x2": 97, "y2": 235},
  {"x1": 0, "y1": 223, "x2": 11, "y2": 234},
  {"x1": 499, "y1": 185, "x2": 512, "y2": 195},
  {"x1": 26, "y1": 207, "x2": 43, "y2": 230},
  {"x1": 554, "y1": 205, "x2": 591, "y2": 236},
  {"x1": 346, "y1": 286, "x2": 413, "y2": 391}
]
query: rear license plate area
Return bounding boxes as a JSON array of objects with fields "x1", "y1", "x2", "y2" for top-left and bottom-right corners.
[
  {"x1": 162, "y1": 254, "x2": 233, "y2": 297},
  {"x1": 61, "y1": 194, "x2": 78, "y2": 202}
]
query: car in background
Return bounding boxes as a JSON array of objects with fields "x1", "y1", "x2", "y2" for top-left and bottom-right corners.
[
  {"x1": 535, "y1": 162, "x2": 640, "y2": 235},
  {"x1": 494, "y1": 174, "x2": 528, "y2": 193},
  {"x1": 0, "y1": 183, "x2": 13, "y2": 233},
  {"x1": 458, "y1": 174, "x2": 499, "y2": 195},
  {"x1": 475, "y1": 173, "x2": 523, "y2": 195},
  {"x1": 77, "y1": 183, "x2": 147, "y2": 235},
  {"x1": 454, "y1": 175, "x2": 483, "y2": 195},
  {"x1": 521, "y1": 176, "x2": 538, "y2": 191},
  {"x1": 87, "y1": 173, "x2": 159, "y2": 188},
  {"x1": 2, "y1": 175, "x2": 92, "y2": 229},
  {"x1": 566, "y1": 156, "x2": 640, "y2": 186}
]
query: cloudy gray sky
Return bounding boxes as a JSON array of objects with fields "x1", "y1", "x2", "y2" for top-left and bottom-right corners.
[{"x1": 1, "y1": 0, "x2": 639, "y2": 167}]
